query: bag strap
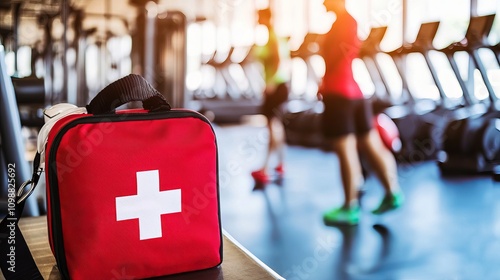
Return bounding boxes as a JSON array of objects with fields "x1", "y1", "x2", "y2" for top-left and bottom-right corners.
[
  {"x1": 0, "y1": 202, "x2": 43, "y2": 279},
  {"x1": 0, "y1": 155, "x2": 44, "y2": 280},
  {"x1": 86, "y1": 74, "x2": 171, "y2": 114}
]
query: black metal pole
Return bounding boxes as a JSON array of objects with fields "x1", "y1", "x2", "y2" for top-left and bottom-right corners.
[
  {"x1": 61, "y1": 0, "x2": 69, "y2": 102},
  {"x1": 402, "y1": 0, "x2": 407, "y2": 45},
  {"x1": 466, "y1": 0, "x2": 478, "y2": 102},
  {"x1": 470, "y1": 0, "x2": 478, "y2": 17},
  {"x1": 12, "y1": 2, "x2": 21, "y2": 76},
  {"x1": 74, "y1": 10, "x2": 87, "y2": 106},
  {"x1": 155, "y1": 11, "x2": 187, "y2": 108},
  {"x1": 145, "y1": 4, "x2": 156, "y2": 85},
  {"x1": 400, "y1": 0, "x2": 409, "y2": 101},
  {"x1": 43, "y1": 16, "x2": 54, "y2": 105}
]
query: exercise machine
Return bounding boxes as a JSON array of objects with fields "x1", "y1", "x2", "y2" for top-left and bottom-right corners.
[{"x1": 438, "y1": 14, "x2": 500, "y2": 174}]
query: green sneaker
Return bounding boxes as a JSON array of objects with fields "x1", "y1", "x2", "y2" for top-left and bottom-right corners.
[
  {"x1": 372, "y1": 192, "x2": 404, "y2": 215},
  {"x1": 323, "y1": 206, "x2": 360, "y2": 226}
]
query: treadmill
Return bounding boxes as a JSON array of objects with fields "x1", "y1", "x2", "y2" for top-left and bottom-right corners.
[
  {"x1": 358, "y1": 26, "x2": 392, "y2": 112},
  {"x1": 380, "y1": 22, "x2": 448, "y2": 162},
  {"x1": 438, "y1": 14, "x2": 500, "y2": 174}
]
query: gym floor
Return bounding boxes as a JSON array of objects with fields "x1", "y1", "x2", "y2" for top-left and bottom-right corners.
[{"x1": 216, "y1": 117, "x2": 500, "y2": 280}]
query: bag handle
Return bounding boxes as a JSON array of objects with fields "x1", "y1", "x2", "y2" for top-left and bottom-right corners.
[{"x1": 86, "y1": 74, "x2": 171, "y2": 114}]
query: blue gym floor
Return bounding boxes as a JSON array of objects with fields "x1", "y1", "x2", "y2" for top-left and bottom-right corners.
[{"x1": 215, "y1": 117, "x2": 500, "y2": 280}]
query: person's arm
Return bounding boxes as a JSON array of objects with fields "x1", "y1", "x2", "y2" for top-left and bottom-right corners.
[{"x1": 266, "y1": 30, "x2": 280, "y2": 79}]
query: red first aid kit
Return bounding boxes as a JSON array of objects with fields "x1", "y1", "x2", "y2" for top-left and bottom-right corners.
[{"x1": 1, "y1": 75, "x2": 222, "y2": 280}]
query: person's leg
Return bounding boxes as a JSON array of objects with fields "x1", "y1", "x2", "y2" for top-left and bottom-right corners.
[
  {"x1": 251, "y1": 115, "x2": 273, "y2": 182},
  {"x1": 357, "y1": 129, "x2": 400, "y2": 194},
  {"x1": 360, "y1": 129, "x2": 404, "y2": 214},
  {"x1": 264, "y1": 116, "x2": 275, "y2": 170},
  {"x1": 323, "y1": 137, "x2": 362, "y2": 225},
  {"x1": 263, "y1": 115, "x2": 285, "y2": 167},
  {"x1": 354, "y1": 99, "x2": 403, "y2": 214},
  {"x1": 252, "y1": 84, "x2": 288, "y2": 182},
  {"x1": 322, "y1": 94, "x2": 362, "y2": 225},
  {"x1": 272, "y1": 83, "x2": 289, "y2": 174},
  {"x1": 270, "y1": 116, "x2": 286, "y2": 174},
  {"x1": 331, "y1": 134, "x2": 363, "y2": 209},
  {"x1": 358, "y1": 129, "x2": 403, "y2": 214}
]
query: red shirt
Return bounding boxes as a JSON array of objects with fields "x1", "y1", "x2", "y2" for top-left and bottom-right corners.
[{"x1": 319, "y1": 12, "x2": 363, "y2": 99}]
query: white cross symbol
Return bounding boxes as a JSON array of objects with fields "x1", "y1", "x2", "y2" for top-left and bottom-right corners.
[{"x1": 116, "y1": 170, "x2": 181, "y2": 240}]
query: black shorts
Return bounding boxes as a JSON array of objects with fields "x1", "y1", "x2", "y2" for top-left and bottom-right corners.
[
  {"x1": 262, "y1": 83, "x2": 289, "y2": 119},
  {"x1": 321, "y1": 94, "x2": 373, "y2": 138}
]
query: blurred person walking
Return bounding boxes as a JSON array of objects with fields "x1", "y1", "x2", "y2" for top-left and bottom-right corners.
[
  {"x1": 251, "y1": 8, "x2": 290, "y2": 184},
  {"x1": 320, "y1": 0, "x2": 403, "y2": 225}
]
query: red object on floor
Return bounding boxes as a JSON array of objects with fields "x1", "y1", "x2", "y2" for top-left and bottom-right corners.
[
  {"x1": 375, "y1": 113, "x2": 402, "y2": 153},
  {"x1": 275, "y1": 164, "x2": 285, "y2": 175},
  {"x1": 251, "y1": 170, "x2": 270, "y2": 183}
]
